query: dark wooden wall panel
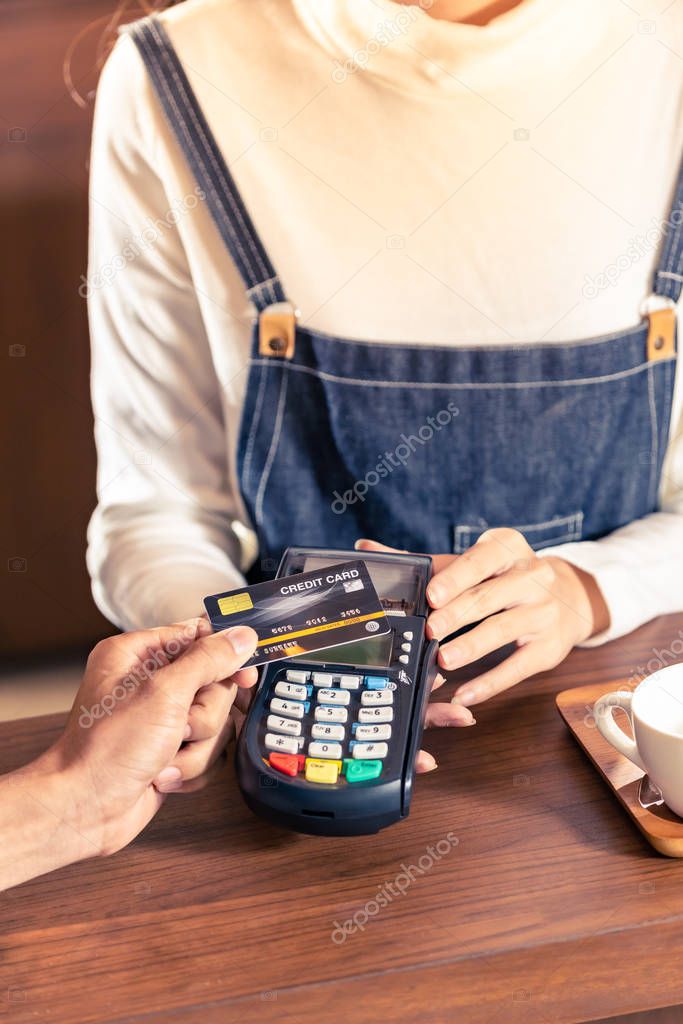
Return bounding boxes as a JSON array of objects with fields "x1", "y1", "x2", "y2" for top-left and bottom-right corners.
[{"x1": 0, "y1": 1, "x2": 156, "y2": 655}]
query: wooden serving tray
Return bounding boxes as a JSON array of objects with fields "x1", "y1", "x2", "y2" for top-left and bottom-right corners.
[{"x1": 557, "y1": 680, "x2": 683, "y2": 857}]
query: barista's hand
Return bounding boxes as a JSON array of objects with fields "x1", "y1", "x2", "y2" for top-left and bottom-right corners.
[
  {"x1": 353, "y1": 541, "x2": 476, "y2": 772},
  {"x1": 414, "y1": 671, "x2": 476, "y2": 771},
  {"x1": 356, "y1": 534, "x2": 608, "y2": 716}
]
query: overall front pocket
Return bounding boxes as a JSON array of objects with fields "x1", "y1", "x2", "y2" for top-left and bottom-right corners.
[{"x1": 453, "y1": 511, "x2": 584, "y2": 554}]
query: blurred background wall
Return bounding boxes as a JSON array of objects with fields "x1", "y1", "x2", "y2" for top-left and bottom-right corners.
[{"x1": 1, "y1": 2, "x2": 163, "y2": 665}]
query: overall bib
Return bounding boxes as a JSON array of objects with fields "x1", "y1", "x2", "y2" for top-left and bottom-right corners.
[{"x1": 130, "y1": 18, "x2": 680, "y2": 571}]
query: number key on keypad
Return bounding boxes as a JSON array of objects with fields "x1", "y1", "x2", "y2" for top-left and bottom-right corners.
[
  {"x1": 270, "y1": 697, "x2": 306, "y2": 719},
  {"x1": 266, "y1": 714, "x2": 301, "y2": 737},
  {"x1": 358, "y1": 706, "x2": 393, "y2": 724},
  {"x1": 311, "y1": 723, "x2": 345, "y2": 741},
  {"x1": 317, "y1": 688, "x2": 350, "y2": 706},
  {"x1": 361, "y1": 689, "x2": 393, "y2": 706},
  {"x1": 355, "y1": 723, "x2": 391, "y2": 741},
  {"x1": 308, "y1": 741, "x2": 343, "y2": 760},
  {"x1": 314, "y1": 705, "x2": 348, "y2": 724},
  {"x1": 274, "y1": 681, "x2": 308, "y2": 701}
]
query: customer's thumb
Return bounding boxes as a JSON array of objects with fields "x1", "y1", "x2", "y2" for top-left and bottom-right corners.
[{"x1": 156, "y1": 626, "x2": 258, "y2": 704}]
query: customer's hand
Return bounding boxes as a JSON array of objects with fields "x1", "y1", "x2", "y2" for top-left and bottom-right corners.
[
  {"x1": 47, "y1": 617, "x2": 258, "y2": 856},
  {"x1": 357, "y1": 533, "x2": 609, "y2": 710}
]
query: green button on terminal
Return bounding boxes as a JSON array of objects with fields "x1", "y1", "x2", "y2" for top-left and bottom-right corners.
[{"x1": 345, "y1": 759, "x2": 382, "y2": 783}]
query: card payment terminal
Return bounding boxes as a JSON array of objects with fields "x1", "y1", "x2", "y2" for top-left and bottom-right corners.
[{"x1": 235, "y1": 547, "x2": 438, "y2": 835}]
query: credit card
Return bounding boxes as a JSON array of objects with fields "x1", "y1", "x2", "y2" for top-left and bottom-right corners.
[{"x1": 203, "y1": 560, "x2": 390, "y2": 668}]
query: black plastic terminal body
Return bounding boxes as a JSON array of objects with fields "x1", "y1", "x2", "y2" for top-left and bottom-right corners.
[{"x1": 235, "y1": 547, "x2": 437, "y2": 836}]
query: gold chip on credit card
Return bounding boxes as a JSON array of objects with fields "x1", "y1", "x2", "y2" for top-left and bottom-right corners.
[{"x1": 218, "y1": 592, "x2": 254, "y2": 615}]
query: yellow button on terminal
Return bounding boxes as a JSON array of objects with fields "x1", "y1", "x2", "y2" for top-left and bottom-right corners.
[{"x1": 305, "y1": 758, "x2": 341, "y2": 784}]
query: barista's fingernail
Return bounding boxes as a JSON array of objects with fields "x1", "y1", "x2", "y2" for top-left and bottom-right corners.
[
  {"x1": 158, "y1": 779, "x2": 184, "y2": 792},
  {"x1": 429, "y1": 615, "x2": 444, "y2": 637},
  {"x1": 452, "y1": 704, "x2": 476, "y2": 724},
  {"x1": 155, "y1": 766, "x2": 183, "y2": 791},
  {"x1": 443, "y1": 645, "x2": 465, "y2": 668}
]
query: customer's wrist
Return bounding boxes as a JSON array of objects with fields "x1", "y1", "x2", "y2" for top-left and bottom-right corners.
[
  {"x1": 23, "y1": 751, "x2": 106, "y2": 864},
  {"x1": 0, "y1": 754, "x2": 106, "y2": 892}
]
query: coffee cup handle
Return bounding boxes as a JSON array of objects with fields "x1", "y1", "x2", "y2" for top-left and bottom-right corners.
[{"x1": 593, "y1": 691, "x2": 647, "y2": 772}]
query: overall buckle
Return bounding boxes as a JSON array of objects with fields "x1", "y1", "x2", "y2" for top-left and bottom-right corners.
[
  {"x1": 258, "y1": 302, "x2": 297, "y2": 359},
  {"x1": 644, "y1": 301, "x2": 677, "y2": 362}
]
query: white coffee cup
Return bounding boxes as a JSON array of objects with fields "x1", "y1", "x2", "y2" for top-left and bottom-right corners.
[{"x1": 594, "y1": 663, "x2": 683, "y2": 818}]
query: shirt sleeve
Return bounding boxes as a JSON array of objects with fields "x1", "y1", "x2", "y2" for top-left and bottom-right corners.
[
  {"x1": 541, "y1": 386, "x2": 683, "y2": 646},
  {"x1": 86, "y1": 35, "x2": 247, "y2": 630}
]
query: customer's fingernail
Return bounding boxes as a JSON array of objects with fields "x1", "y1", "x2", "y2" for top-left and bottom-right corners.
[
  {"x1": 427, "y1": 583, "x2": 444, "y2": 606},
  {"x1": 454, "y1": 688, "x2": 475, "y2": 705},
  {"x1": 183, "y1": 722, "x2": 192, "y2": 740},
  {"x1": 156, "y1": 766, "x2": 182, "y2": 786},
  {"x1": 434, "y1": 673, "x2": 446, "y2": 686},
  {"x1": 226, "y1": 625, "x2": 257, "y2": 655}
]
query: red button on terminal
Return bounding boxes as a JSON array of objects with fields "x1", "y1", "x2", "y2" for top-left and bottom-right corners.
[{"x1": 269, "y1": 752, "x2": 300, "y2": 776}]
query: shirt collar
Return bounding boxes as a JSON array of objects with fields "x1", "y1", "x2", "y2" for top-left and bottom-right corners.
[{"x1": 291, "y1": 0, "x2": 614, "y2": 97}]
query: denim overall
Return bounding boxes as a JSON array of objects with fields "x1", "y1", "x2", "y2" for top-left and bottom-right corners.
[{"x1": 130, "y1": 18, "x2": 680, "y2": 570}]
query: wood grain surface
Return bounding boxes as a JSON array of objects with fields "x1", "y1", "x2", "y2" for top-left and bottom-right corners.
[{"x1": 2, "y1": 614, "x2": 683, "y2": 1024}]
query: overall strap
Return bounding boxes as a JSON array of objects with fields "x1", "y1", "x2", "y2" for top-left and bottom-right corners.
[
  {"x1": 127, "y1": 16, "x2": 287, "y2": 313},
  {"x1": 653, "y1": 150, "x2": 683, "y2": 304},
  {"x1": 640, "y1": 150, "x2": 683, "y2": 362}
]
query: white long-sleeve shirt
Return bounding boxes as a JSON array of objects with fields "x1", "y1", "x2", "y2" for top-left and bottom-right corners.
[{"x1": 87, "y1": 0, "x2": 683, "y2": 643}]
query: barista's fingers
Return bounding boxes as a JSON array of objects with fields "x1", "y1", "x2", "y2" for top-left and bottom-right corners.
[
  {"x1": 424, "y1": 702, "x2": 476, "y2": 728},
  {"x1": 354, "y1": 540, "x2": 408, "y2": 554},
  {"x1": 354, "y1": 539, "x2": 455, "y2": 574},
  {"x1": 415, "y1": 750, "x2": 437, "y2": 773},
  {"x1": 415, "y1": 702, "x2": 477, "y2": 774}
]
